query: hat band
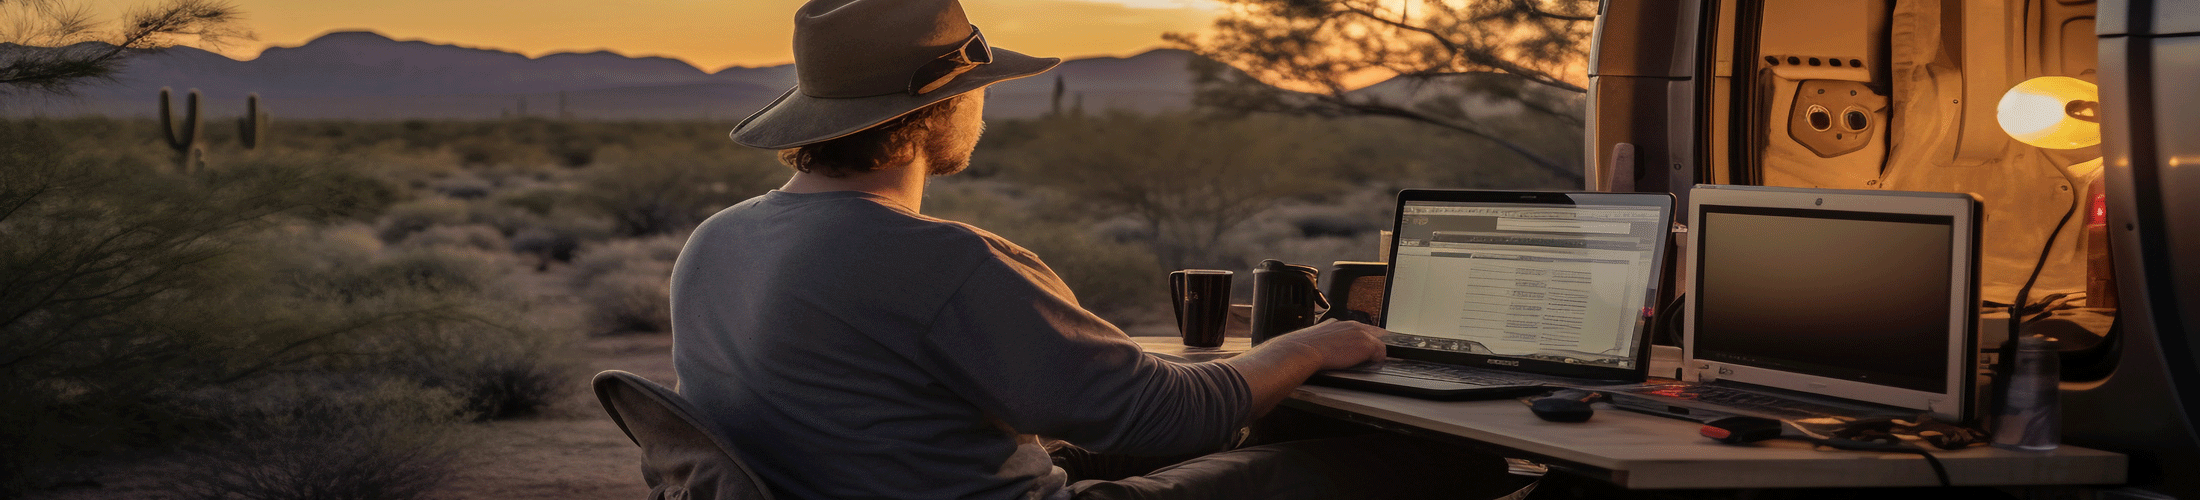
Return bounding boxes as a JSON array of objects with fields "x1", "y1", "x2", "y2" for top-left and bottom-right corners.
[{"x1": 908, "y1": 25, "x2": 992, "y2": 95}]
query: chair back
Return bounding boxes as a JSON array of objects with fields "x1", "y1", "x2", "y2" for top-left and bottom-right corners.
[{"x1": 594, "y1": 370, "x2": 777, "y2": 500}]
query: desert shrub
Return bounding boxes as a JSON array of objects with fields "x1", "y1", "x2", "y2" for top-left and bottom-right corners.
[
  {"x1": 495, "y1": 186, "x2": 579, "y2": 217},
  {"x1": 398, "y1": 223, "x2": 509, "y2": 253},
  {"x1": 205, "y1": 154, "x2": 407, "y2": 224},
  {"x1": 446, "y1": 134, "x2": 553, "y2": 168},
  {"x1": 569, "y1": 235, "x2": 685, "y2": 334},
  {"x1": 1319, "y1": 117, "x2": 1578, "y2": 190},
  {"x1": 580, "y1": 147, "x2": 781, "y2": 236},
  {"x1": 170, "y1": 377, "x2": 469, "y2": 500},
  {"x1": 0, "y1": 121, "x2": 329, "y2": 489},
  {"x1": 255, "y1": 223, "x2": 386, "y2": 290},
  {"x1": 370, "y1": 315, "x2": 577, "y2": 421},
  {"x1": 510, "y1": 227, "x2": 582, "y2": 268},
  {"x1": 421, "y1": 353, "x2": 571, "y2": 420},
  {"x1": 429, "y1": 172, "x2": 494, "y2": 199},
  {"x1": 376, "y1": 198, "x2": 471, "y2": 243},
  {"x1": 363, "y1": 248, "x2": 513, "y2": 296},
  {"x1": 0, "y1": 164, "x2": 573, "y2": 487},
  {"x1": 504, "y1": 209, "x2": 615, "y2": 268},
  {"x1": 1217, "y1": 194, "x2": 1393, "y2": 268},
  {"x1": 466, "y1": 199, "x2": 545, "y2": 236},
  {"x1": 999, "y1": 112, "x2": 1348, "y2": 270},
  {"x1": 580, "y1": 270, "x2": 674, "y2": 334},
  {"x1": 252, "y1": 233, "x2": 578, "y2": 419},
  {"x1": 570, "y1": 234, "x2": 685, "y2": 281}
]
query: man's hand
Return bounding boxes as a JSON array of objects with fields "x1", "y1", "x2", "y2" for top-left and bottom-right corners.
[
  {"x1": 1222, "y1": 320, "x2": 1392, "y2": 418},
  {"x1": 1260, "y1": 319, "x2": 1388, "y2": 371}
]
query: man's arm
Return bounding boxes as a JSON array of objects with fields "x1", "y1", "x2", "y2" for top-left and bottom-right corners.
[{"x1": 1222, "y1": 320, "x2": 1389, "y2": 417}]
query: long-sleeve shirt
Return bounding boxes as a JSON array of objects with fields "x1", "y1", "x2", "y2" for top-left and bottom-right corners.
[{"x1": 671, "y1": 190, "x2": 1251, "y2": 500}]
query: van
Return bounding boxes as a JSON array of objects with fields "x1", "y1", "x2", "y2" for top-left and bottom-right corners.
[{"x1": 1586, "y1": 1, "x2": 2200, "y2": 497}]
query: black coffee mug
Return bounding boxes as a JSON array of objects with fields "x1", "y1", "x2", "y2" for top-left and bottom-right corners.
[
  {"x1": 1250, "y1": 260, "x2": 1327, "y2": 345},
  {"x1": 1170, "y1": 270, "x2": 1232, "y2": 348}
]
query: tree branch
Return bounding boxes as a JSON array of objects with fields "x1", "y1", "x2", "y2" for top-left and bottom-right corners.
[
  {"x1": 1331, "y1": 3, "x2": 1587, "y2": 94},
  {"x1": 1318, "y1": 95, "x2": 1581, "y2": 182},
  {"x1": 1510, "y1": 0, "x2": 1596, "y2": 22},
  {"x1": 0, "y1": 0, "x2": 247, "y2": 94}
]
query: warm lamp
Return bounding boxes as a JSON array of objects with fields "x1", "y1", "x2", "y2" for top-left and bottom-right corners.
[{"x1": 1997, "y1": 76, "x2": 2101, "y2": 149}]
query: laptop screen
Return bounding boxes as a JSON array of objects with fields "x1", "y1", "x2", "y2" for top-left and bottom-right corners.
[
  {"x1": 1384, "y1": 198, "x2": 1667, "y2": 370},
  {"x1": 1693, "y1": 206, "x2": 1954, "y2": 393}
]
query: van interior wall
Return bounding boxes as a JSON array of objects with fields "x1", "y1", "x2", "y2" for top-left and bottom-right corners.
[{"x1": 1756, "y1": 0, "x2": 2098, "y2": 306}]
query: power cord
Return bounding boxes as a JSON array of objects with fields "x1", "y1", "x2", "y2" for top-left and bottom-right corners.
[
  {"x1": 1652, "y1": 293, "x2": 1686, "y2": 347},
  {"x1": 1808, "y1": 438, "x2": 1952, "y2": 487},
  {"x1": 1702, "y1": 416, "x2": 1965, "y2": 487},
  {"x1": 2008, "y1": 189, "x2": 2082, "y2": 343}
]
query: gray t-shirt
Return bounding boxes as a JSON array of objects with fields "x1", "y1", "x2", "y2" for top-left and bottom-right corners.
[{"x1": 671, "y1": 190, "x2": 1252, "y2": 500}]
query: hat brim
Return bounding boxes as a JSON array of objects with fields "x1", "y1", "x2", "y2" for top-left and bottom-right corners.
[{"x1": 729, "y1": 47, "x2": 1060, "y2": 149}]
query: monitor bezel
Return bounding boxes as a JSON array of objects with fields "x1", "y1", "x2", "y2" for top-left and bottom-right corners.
[
  {"x1": 1380, "y1": 189, "x2": 1676, "y2": 382},
  {"x1": 1683, "y1": 185, "x2": 1982, "y2": 422}
]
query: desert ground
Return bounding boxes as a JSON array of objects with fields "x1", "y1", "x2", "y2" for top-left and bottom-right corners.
[{"x1": 425, "y1": 334, "x2": 668, "y2": 499}]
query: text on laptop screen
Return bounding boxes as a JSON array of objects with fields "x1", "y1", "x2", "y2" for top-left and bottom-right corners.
[
  {"x1": 1693, "y1": 206, "x2": 1953, "y2": 393},
  {"x1": 1385, "y1": 201, "x2": 1664, "y2": 369}
]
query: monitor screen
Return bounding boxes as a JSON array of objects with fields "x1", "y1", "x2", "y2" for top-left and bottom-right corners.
[
  {"x1": 1384, "y1": 200, "x2": 1666, "y2": 369},
  {"x1": 1692, "y1": 206, "x2": 1953, "y2": 393}
]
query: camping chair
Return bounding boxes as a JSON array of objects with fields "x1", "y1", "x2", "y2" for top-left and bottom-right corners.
[{"x1": 594, "y1": 370, "x2": 777, "y2": 500}]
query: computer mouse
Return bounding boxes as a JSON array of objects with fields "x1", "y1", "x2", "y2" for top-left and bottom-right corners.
[
  {"x1": 1700, "y1": 416, "x2": 1782, "y2": 443},
  {"x1": 1528, "y1": 390, "x2": 1601, "y2": 423}
]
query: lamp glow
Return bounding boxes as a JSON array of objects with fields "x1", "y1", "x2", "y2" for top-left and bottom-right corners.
[{"x1": 1997, "y1": 76, "x2": 2101, "y2": 149}]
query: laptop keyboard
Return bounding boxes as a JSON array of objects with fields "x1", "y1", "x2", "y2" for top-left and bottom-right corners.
[
  {"x1": 1678, "y1": 385, "x2": 1790, "y2": 408},
  {"x1": 1362, "y1": 359, "x2": 1533, "y2": 386}
]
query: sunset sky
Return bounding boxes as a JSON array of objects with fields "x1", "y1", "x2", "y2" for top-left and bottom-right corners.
[{"x1": 117, "y1": 0, "x2": 1222, "y2": 71}]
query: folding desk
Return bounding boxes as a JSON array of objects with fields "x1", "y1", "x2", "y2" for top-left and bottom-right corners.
[{"x1": 1135, "y1": 337, "x2": 2127, "y2": 489}]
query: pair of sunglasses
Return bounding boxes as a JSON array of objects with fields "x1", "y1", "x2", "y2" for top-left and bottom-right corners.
[{"x1": 908, "y1": 25, "x2": 993, "y2": 95}]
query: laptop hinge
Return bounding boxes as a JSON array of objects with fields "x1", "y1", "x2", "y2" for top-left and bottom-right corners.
[{"x1": 1693, "y1": 362, "x2": 1725, "y2": 382}]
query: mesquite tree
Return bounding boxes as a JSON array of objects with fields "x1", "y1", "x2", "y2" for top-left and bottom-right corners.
[{"x1": 1169, "y1": 0, "x2": 1596, "y2": 183}]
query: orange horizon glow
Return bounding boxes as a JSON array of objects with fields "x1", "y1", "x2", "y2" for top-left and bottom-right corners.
[{"x1": 107, "y1": 0, "x2": 1221, "y2": 72}]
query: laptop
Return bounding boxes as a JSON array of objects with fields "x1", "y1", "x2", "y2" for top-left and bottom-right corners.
[
  {"x1": 1310, "y1": 189, "x2": 1676, "y2": 400},
  {"x1": 1599, "y1": 185, "x2": 1984, "y2": 423}
]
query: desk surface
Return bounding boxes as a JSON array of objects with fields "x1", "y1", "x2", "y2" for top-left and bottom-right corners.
[{"x1": 1132, "y1": 337, "x2": 2127, "y2": 490}]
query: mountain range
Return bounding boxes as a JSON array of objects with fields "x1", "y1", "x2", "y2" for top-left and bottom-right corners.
[{"x1": 2, "y1": 31, "x2": 1207, "y2": 120}]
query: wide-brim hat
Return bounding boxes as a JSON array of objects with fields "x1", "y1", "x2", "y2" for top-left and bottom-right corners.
[{"x1": 730, "y1": 0, "x2": 1060, "y2": 150}]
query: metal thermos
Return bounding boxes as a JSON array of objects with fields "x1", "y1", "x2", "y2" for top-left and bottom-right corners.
[
  {"x1": 1993, "y1": 335, "x2": 2061, "y2": 451},
  {"x1": 1250, "y1": 260, "x2": 1327, "y2": 345}
]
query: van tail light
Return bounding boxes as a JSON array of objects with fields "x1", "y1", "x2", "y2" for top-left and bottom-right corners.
[{"x1": 2085, "y1": 174, "x2": 2118, "y2": 309}]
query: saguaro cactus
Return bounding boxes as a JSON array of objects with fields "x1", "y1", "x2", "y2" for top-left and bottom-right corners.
[
  {"x1": 237, "y1": 93, "x2": 269, "y2": 150},
  {"x1": 158, "y1": 87, "x2": 204, "y2": 172},
  {"x1": 1051, "y1": 74, "x2": 1066, "y2": 116}
]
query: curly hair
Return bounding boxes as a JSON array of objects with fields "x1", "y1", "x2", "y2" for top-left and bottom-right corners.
[{"x1": 776, "y1": 94, "x2": 972, "y2": 178}]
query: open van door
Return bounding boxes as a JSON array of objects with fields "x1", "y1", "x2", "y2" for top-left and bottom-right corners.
[
  {"x1": 2081, "y1": 1, "x2": 2200, "y2": 498},
  {"x1": 1588, "y1": 0, "x2": 2200, "y2": 497}
]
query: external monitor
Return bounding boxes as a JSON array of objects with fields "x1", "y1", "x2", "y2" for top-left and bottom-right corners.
[{"x1": 1684, "y1": 185, "x2": 1983, "y2": 421}]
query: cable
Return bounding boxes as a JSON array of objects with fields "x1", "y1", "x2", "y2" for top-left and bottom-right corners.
[
  {"x1": 1906, "y1": 448, "x2": 1953, "y2": 487},
  {"x1": 1708, "y1": 417, "x2": 1961, "y2": 487},
  {"x1": 2009, "y1": 190, "x2": 2082, "y2": 343},
  {"x1": 1652, "y1": 293, "x2": 1686, "y2": 347},
  {"x1": 1809, "y1": 438, "x2": 1952, "y2": 487}
]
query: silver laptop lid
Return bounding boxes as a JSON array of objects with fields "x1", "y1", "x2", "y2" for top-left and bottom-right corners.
[
  {"x1": 1684, "y1": 185, "x2": 1983, "y2": 421},
  {"x1": 1382, "y1": 189, "x2": 1675, "y2": 381}
]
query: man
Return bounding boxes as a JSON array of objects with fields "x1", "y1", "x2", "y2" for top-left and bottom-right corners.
[{"x1": 673, "y1": 1, "x2": 1504, "y2": 498}]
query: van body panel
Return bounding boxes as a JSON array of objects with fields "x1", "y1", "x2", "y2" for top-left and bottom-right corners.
[{"x1": 1594, "y1": 0, "x2": 2200, "y2": 496}]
